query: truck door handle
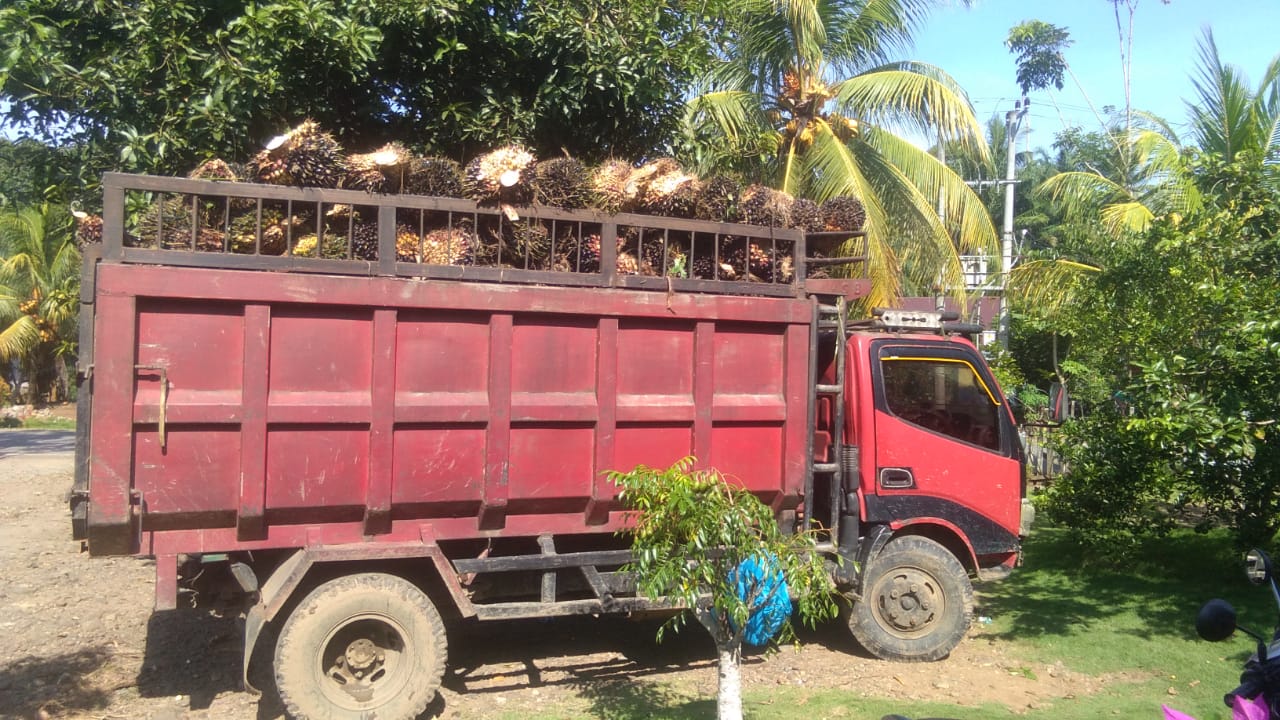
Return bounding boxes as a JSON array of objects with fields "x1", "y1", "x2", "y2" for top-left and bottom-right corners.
[
  {"x1": 135, "y1": 364, "x2": 168, "y2": 450},
  {"x1": 879, "y1": 467, "x2": 915, "y2": 489}
]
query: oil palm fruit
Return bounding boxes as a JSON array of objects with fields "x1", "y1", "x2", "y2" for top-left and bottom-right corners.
[
  {"x1": 134, "y1": 197, "x2": 194, "y2": 249},
  {"x1": 465, "y1": 145, "x2": 535, "y2": 203},
  {"x1": 246, "y1": 120, "x2": 345, "y2": 188},
  {"x1": 344, "y1": 143, "x2": 413, "y2": 193},
  {"x1": 530, "y1": 157, "x2": 591, "y2": 209},
  {"x1": 739, "y1": 185, "x2": 794, "y2": 228},
  {"x1": 642, "y1": 167, "x2": 700, "y2": 218},
  {"x1": 421, "y1": 227, "x2": 474, "y2": 266},
  {"x1": 821, "y1": 195, "x2": 866, "y2": 232},
  {"x1": 188, "y1": 158, "x2": 240, "y2": 182},
  {"x1": 590, "y1": 160, "x2": 634, "y2": 213},
  {"x1": 625, "y1": 158, "x2": 680, "y2": 212},
  {"x1": 72, "y1": 212, "x2": 103, "y2": 248},
  {"x1": 789, "y1": 198, "x2": 824, "y2": 233},
  {"x1": 694, "y1": 175, "x2": 742, "y2": 222},
  {"x1": 406, "y1": 156, "x2": 465, "y2": 198}
]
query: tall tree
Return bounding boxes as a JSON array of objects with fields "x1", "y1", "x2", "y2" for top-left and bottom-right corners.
[
  {"x1": 0, "y1": 1, "x2": 728, "y2": 189},
  {"x1": 680, "y1": 0, "x2": 999, "y2": 307},
  {"x1": 0, "y1": 204, "x2": 79, "y2": 401}
]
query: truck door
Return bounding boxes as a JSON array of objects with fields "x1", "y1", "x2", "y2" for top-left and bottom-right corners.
[{"x1": 866, "y1": 341, "x2": 1022, "y2": 558}]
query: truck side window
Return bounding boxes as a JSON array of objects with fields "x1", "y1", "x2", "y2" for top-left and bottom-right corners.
[{"x1": 881, "y1": 357, "x2": 1001, "y2": 452}]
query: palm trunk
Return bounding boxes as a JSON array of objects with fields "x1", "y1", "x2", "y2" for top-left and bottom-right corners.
[{"x1": 717, "y1": 644, "x2": 743, "y2": 720}]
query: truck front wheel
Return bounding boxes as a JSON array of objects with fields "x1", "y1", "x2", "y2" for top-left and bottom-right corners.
[
  {"x1": 274, "y1": 573, "x2": 447, "y2": 720},
  {"x1": 847, "y1": 536, "x2": 973, "y2": 662}
]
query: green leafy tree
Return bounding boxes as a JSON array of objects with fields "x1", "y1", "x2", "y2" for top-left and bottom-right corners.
[
  {"x1": 680, "y1": 0, "x2": 998, "y2": 307},
  {"x1": 1006, "y1": 20, "x2": 1070, "y2": 95},
  {"x1": 0, "y1": 1, "x2": 727, "y2": 188},
  {"x1": 610, "y1": 458, "x2": 836, "y2": 720},
  {"x1": 1041, "y1": 153, "x2": 1280, "y2": 547},
  {"x1": 0, "y1": 204, "x2": 80, "y2": 402}
]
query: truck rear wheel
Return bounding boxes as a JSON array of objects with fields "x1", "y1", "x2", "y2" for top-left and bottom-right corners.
[
  {"x1": 847, "y1": 536, "x2": 973, "y2": 662},
  {"x1": 274, "y1": 573, "x2": 447, "y2": 720}
]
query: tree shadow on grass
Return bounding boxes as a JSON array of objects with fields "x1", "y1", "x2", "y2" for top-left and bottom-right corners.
[
  {"x1": 974, "y1": 526, "x2": 1254, "y2": 644},
  {"x1": 442, "y1": 615, "x2": 723, "y2": 696},
  {"x1": 0, "y1": 647, "x2": 117, "y2": 718},
  {"x1": 576, "y1": 677, "x2": 715, "y2": 720}
]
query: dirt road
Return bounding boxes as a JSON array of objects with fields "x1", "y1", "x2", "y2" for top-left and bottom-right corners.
[{"x1": 0, "y1": 443, "x2": 1118, "y2": 719}]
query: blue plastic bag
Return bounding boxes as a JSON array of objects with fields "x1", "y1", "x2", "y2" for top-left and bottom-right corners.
[{"x1": 729, "y1": 553, "x2": 792, "y2": 646}]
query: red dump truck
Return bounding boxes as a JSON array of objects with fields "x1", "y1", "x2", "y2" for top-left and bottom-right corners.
[{"x1": 72, "y1": 172, "x2": 1030, "y2": 720}]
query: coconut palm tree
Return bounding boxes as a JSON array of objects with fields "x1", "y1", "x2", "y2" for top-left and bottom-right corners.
[
  {"x1": 1037, "y1": 29, "x2": 1278, "y2": 239},
  {"x1": 0, "y1": 204, "x2": 80, "y2": 402},
  {"x1": 680, "y1": 0, "x2": 999, "y2": 307}
]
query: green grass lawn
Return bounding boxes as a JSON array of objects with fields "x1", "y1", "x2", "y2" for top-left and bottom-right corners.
[
  {"x1": 516, "y1": 527, "x2": 1270, "y2": 720},
  {"x1": 18, "y1": 415, "x2": 76, "y2": 430}
]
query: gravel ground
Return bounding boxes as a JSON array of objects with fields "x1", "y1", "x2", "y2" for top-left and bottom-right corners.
[{"x1": 0, "y1": 445, "x2": 1127, "y2": 720}]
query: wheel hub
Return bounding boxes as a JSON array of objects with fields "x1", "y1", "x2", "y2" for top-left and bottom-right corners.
[
  {"x1": 321, "y1": 619, "x2": 403, "y2": 704},
  {"x1": 344, "y1": 638, "x2": 383, "y2": 673},
  {"x1": 874, "y1": 569, "x2": 942, "y2": 636}
]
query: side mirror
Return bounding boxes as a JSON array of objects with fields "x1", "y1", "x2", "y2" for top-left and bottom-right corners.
[
  {"x1": 1246, "y1": 549, "x2": 1273, "y2": 585},
  {"x1": 1196, "y1": 598, "x2": 1238, "y2": 642}
]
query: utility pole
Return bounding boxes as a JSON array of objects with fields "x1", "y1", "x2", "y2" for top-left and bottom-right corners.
[
  {"x1": 936, "y1": 127, "x2": 947, "y2": 313},
  {"x1": 998, "y1": 97, "x2": 1029, "y2": 349}
]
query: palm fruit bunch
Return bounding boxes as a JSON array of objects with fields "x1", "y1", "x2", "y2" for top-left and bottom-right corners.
[
  {"x1": 723, "y1": 238, "x2": 776, "y2": 281},
  {"x1": 530, "y1": 157, "x2": 591, "y2": 209},
  {"x1": 738, "y1": 185, "x2": 794, "y2": 227},
  {"x1": 245, "y1": 120, "x2": 345, "y2": 188},
  {"x1": 694, "y1": 175, "x2": 742, "y2": 222},
  {"x1": 406, "y1": 157, "x2": 465, "y2": 198},
  {"x1": 638, "y1": 233, "x2": 689, "y2": 277},
  {"x1": 641, "y1": 164, "x2": 700, "y2": 218},
  {"x1": 133, "y1": 197, "x2": 196, "y2": 249},
  {"x1": 72, "y1": 212, "x2": 103, "y2": 248},
  {"x1": 343, "y1": 143, "x2": 413, "y2": 193},
  {"x1": 624, "y1": 158, "x2": 680, "y2": 212},
  {"x1": 821, "y1": 195, "x2": 867, "y2": 232},
  {"x1": 338, "y1": 220, "x2": 380, "y2": 261},
  {"x1": 464, "y1": 145, "x2": 535, "y2": 204},
  {"x1": 690, "y1": 253, "x2": 738, "y2": 281},
  {"x1": 395, "y1": 224, "x2": 425, "y2": 262},
  {"x1": 228, "y1": 207, "x2": 309, "y2": 255},
  {"x1": 421, "y1": 227, "x2": 474, "y2": 266},
  {"x1": 789, "y1": 198, "x2": 824, "y2": 233},
  {"x1": 577, "y1": 233, "x2": 644, "y2": 275},
  {"x1": 188, "y1": 158, "x2": 240, "y2": 182},
  {"x1": 290, "y1": 233, "x2": 349, "y2": 259},
  {"x1": 590, "y1": 160, "x2": 634, "y2": 213},
  {"x1": 505, "y1": 220, "x2": 551, "y2": 266}
]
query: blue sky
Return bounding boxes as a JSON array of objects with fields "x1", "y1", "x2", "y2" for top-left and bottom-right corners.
[{"x1": 908, "y1": 0, "x2": 1280, "y2": 150}]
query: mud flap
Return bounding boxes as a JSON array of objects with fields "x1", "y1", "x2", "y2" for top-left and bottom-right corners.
[{"x1": 241, "y1": 604, "x2": 266, "y2": 695}]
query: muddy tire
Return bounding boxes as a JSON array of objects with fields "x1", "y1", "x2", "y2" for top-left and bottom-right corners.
[
  {"x1": 274, "y1": 573, "x2": 447, "y2": 720},
  {"x1": 847, "y1": 536, "x2": 973, "y2": 662}
]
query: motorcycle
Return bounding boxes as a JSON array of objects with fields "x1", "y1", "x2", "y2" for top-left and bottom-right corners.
[{"x1": 1173, "y1": 548, "x2": 1280, "y2": 720}]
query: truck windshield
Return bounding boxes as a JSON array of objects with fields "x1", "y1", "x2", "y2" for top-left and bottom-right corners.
[{"x1": 881, "y1": 356, "x2": 1001, "y2": 452}]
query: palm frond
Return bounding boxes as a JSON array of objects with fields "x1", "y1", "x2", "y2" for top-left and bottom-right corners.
[
  {"x1": 825, "y1": 0, "x2": 941, "y2": 73},
  {"x1": 0, "y1": 314, "x2": 40, "y2": 361},
  {"x1": 861, "y1": 126, "x2": 999, "y2": 257},
  {"x1": 1007, "y1": 258, "x2": 1100, "y2": 318},
  {"x1": 833, "y1": 63, "x2": 985, "y2": 149},
  {"x1": 1036, "y1": 171, "x2": 1130, "y2": 218},
  {"x1": 1099, "y1": 201, "x2": 1155, "y2": 236},
  {"x1": 807, "y1": 123, "x2": 971, "y2": 303},
  {"x1": 801, "y1": 124, "x2": 901, "y2": 306}
]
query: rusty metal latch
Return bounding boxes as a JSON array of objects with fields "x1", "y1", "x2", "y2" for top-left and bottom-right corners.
[{"x1": 135, "y1": 364, "x2": 168, "y2": 449}]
